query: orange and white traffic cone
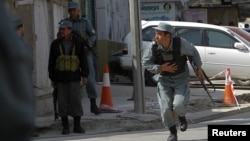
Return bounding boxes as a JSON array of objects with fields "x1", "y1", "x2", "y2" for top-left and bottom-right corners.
[
  {"x1": 99, "y1": 65, "x2": 122, "y2": 113},
  {"x1": 223, "y1": 68, "x2": 237, "y2": 106}
]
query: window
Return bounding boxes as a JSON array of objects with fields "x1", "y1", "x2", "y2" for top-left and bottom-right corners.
[
  {"x1": 142, "y1": 26, "x2": 156, "y2": 41},
  {"x1": 206, "y1": 30, "x2": 235, "y2": 48},
  {"x1": 175, "y1": 28, "x2": 203, "y2": 46}
]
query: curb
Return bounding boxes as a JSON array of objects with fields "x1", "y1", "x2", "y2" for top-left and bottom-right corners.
[
  {"x1": 189, "y1": 103, "x2": 250, "y2": 123},
  {"x1": 35, "y1": 104, "x2": 250, "y2": 137}
]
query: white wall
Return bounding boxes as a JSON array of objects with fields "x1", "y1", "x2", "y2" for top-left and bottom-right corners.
[
  {"x1": 52, "y1": 3, "x2": 68, "y2": 39},
  {"x1": 33, "y1": 0, "x2": 52, "y2": 95},
  {"x1": 95, "y1": 0, "x2": 130, "y2": 41}
]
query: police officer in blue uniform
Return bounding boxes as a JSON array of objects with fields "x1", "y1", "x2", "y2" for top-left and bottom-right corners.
[
  {"x1": 63, "y1": 1, "x2": 101, "y2": 115},
  {"x1": 0, "y1": 2, "x2": 34, "y2": 140},
  {"x1": 142, "y1": 22, "x2": 204, "y2": 141}
]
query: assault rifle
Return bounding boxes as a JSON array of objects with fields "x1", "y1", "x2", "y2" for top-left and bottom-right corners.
[
  {"x1": 72, "y1": 31, "x2": 98, "y2": 59},
  {"x1": 188, "y1": 56, "x2": 216, "y2": 105}
]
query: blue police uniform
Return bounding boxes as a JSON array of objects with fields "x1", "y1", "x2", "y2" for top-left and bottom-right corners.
[
  {"x1": 142, "y1": 22, "x2": 202, "y2": 141},
  {"x1": 63, "y1": 1, "x2": 100, "y2": 115}
]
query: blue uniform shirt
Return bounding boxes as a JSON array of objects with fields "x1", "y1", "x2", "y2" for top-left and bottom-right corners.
[{"x1": 64, "y1": 16, "x2": 96, "y2": 47}]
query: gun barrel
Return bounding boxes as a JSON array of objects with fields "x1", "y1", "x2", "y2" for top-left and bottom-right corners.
[{"x1": 189, "y1": 59, "x2": 216, "y2": 105}]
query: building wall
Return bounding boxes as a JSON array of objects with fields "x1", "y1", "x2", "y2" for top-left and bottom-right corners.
[{"x1": 95, "y1": 0, "x2": 130, "y2": 41}]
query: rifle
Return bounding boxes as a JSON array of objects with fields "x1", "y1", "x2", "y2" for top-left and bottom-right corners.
[
  {"x1": 188, "y1": 56, "x2": 216, "y2": 105},
  {"x1": 52, "y1": 87, "x2": 58, "y2": 121},
  {"x1": 72, "y1": 31, "x2": 98, "y2": 59}
]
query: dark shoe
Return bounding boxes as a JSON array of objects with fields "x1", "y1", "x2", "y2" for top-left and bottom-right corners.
[
  {"x1": 179, "y1": 116, "x2": 187, "y2": 132},
  {"x1": 62, "y1": 127, "x2": 70, "y2": 135},
  {"x1": 61, "y1": 116, "x2": 69, "y2": 135},
  {"x1": 91, "y1": 104, "x2": 101, "y2": 115},
  {"x1": 73, "y1": 116, "x2": 85, "y2": 134},
  {"x1": 167, "y1": 133, "x2": 177, "y2": 141},
  {"x1": 168, "y1": 125, "x2": 177, "y2": 141},
  {"x1": 73, "y1": 126, "x2": 85, "y2": 133}
]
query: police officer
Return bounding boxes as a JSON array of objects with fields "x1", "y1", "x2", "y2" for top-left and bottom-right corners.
[
  {"x1": 142, "y1": 22, "x2": 204, "y2": 141},
  {"x1": 14, "y1": 18, "x2": 40, "y2": 137},
  {"x1": 62, "y1": 1, "x2": 101, "y2": 115},
  {"x1": 48, "y1": 20, "x2": 89, "y2": 135},
  {"x1": 0, "y1": 1, "x2": 34, "y2": 140}
]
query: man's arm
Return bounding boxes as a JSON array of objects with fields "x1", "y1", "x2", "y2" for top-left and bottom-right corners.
[
  {"x1": 85, "y1": 18, "x2": 96, "y2": 47},
  {"x1": 141, "y1": 43, "x2": 161, "y2": 74},
  {"x1": 79, "y1": 40, "x2": 89, "y2": 78},
  {"x1": 48, "y1": 40, "x2": 57, "y2": 81}
]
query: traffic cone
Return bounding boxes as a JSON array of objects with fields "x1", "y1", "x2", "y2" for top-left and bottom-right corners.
[
  {"x1": 99, "y1": 65, "x2": 122, "y2": 113},
  {"x1": 223, "y1": 68, "x2": 236, "y2": 106}
]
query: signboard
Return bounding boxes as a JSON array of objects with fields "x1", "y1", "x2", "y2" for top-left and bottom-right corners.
[
  {"x1": 140, "y1": 2, "x2": 176, "y2": 21},
  {"x1": 182, "y1": 9, "x2": 208, "y2": 23}
]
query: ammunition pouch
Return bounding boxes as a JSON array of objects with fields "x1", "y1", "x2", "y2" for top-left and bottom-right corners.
[{"x1": 56, "y1": 44, "x2": 80, "y2": 72}]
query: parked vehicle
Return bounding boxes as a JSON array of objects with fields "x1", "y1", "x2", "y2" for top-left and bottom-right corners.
[
  {"x1": 111, "y1": 20, "x2": 250, "y2": 86},
  {"x1": 243, "y1": 28, "x2": 250, "y2": 33},
  {"x1": 224, "y1": 26, "x2": 250, "y2": 42}
]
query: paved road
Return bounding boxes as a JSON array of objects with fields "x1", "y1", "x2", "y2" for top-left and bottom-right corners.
[{"x1": 34, "y1": 110, "x2": 250, "y2": 141}]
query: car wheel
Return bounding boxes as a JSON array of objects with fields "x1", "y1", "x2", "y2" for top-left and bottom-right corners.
[
  {"x1": 234, "y1": 79, "x2": 250, "y2": 86},
  {"x1": 144, "y1": 70, "x2": 157, "y2": 86}
]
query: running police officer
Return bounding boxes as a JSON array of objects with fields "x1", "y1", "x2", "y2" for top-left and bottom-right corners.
[{"x1": 142, "y1": 22, "x2": 204, "y2": 141}]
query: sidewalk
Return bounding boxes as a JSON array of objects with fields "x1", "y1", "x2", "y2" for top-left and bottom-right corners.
[{"x1": 34, "y1": 84, "x2": 250, "y2": 138}]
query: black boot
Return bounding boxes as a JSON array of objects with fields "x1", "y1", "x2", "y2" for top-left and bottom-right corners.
[
  {"x1": 179, "y1": 116, "x2": 187, "y2": 132},
  {"x1": 90, "y1": 98, "x2": 101, "y2": 115},
  {"x1": 61, "y1": 117, "x2": 69, "y2": 135},
  {"x1": 167, "y1": 125, "x2": 177, "y2": 141},
  {"x1": 73, "y1": 116, "x2": 85, "y2": 133}
]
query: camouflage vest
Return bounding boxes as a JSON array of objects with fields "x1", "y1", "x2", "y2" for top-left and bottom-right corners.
[{"x1": 56, "y1": 43, "x2": 80, "y2": 72}]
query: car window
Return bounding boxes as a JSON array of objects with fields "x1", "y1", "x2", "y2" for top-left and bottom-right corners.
[
  {"x1": 142, "y1": 26, "x2": 156, "y2": 41},
  {"x1": 206, "y1": 30, "x2": 236, "y2": 48},
  {"x1": 175, "y1": 28, "x2": 203, "y2": 46}
]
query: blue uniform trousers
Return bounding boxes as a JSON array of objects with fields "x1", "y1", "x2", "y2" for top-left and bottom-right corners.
[{"x1": 157, "y1": 76, "x2": 190, "y2": 128}]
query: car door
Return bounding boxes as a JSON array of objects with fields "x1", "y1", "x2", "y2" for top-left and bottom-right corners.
[
  {"x1": 204, "y1": 29, "x2": 250, "y2": 79},
  {"x1": 175, "y1": 27, "x2": 206, "y2": 77}
]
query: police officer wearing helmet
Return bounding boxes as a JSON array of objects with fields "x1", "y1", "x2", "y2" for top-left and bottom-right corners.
[
  {"x1": 62, "y1": 1, "x2": 100, "y2": 115},
  {"x1": 48, "y1": 20, "x2": 89, "y2": 135},
  {"x1": 142, "y1": 22, "x2": 204, "y2": 141}
]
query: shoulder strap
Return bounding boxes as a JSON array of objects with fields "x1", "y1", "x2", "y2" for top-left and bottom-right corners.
[
  {"x1": 172, "y1": 37, "x2": 181, "y2": 55},
  {"x1": 151, "y1": 41, "x2": 158, "y2": 55},
  {"x1": 59, "y1": 44, "x2": 64, "y2": 55}
]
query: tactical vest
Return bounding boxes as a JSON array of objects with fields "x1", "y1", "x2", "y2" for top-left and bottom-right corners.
[
  {"x1": 152, "y1": 37, "x2": 187, "y2": 76},
  {"x1": 56, "y1": 43, "x2": 80, "y2": 72}
]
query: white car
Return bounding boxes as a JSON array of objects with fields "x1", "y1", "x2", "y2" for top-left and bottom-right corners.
[{"x1": 117, "y1": 20, "x2": 250, "y2": 86}]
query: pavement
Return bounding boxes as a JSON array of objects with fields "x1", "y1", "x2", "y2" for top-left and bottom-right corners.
[{"x1": 33, "y1": 82, "x2": 250, "y2": 139}]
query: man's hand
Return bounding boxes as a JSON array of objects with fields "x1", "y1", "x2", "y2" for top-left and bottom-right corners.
[
  {"x1": 160, "y1": 63, "x2": 178, "y2": 73},
  {"x1": 82, "y1": 77, "x2": 88, "y2": 85},
  {"x1": 84, "y1": 45, "x2": 92, "y2": 53},
  {"x1": 197, "y1": 67, "x2": 204, "y2": 80},
  {"x1": 84, "y1": 47, "x2": 90, "y2": 53}
]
